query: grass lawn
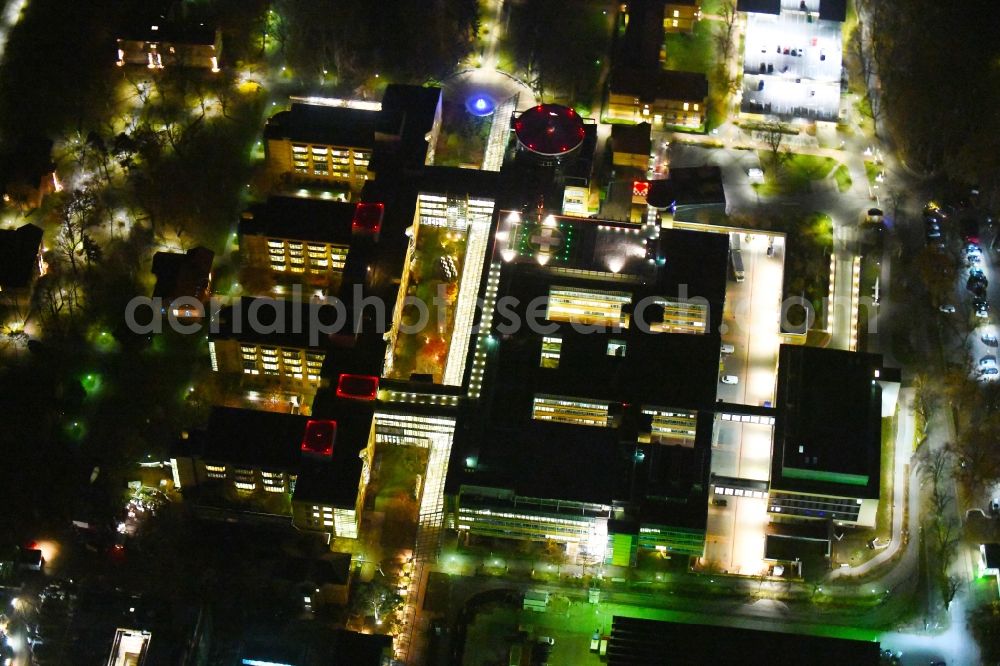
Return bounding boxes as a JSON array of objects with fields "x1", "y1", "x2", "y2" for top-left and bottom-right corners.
[
  {"x1": 753, "y1": 152, "x2": 837, "y2": 196},
  {"x1": 833, "y1": 164, "x2": 852, "y2": 192},
  {"x1": 865, "y1": 160, "x2": 881, "y2": 186},
  {"x1": 663, "y1": 20, "x2": 715, "y2": 73},
  {"x1": 700, "y1": 0, "x2": 726, "y2": 15}
]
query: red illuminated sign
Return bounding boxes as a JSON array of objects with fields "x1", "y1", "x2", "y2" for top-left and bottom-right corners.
[
  {"x1": 335, "y1": 374, "x2": 379, "y2": 401},
  {"x1": 632, "y1": 181, "x2": 650, "y2": 198},
  {"x1": 301, "y1": 420, "x2": 337, "y2": 456}
]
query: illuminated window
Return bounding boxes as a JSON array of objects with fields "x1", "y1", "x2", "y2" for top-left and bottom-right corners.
[
  {"x1": 606, "y1": 339, "x2": 627, "y2": 357},
  {"x1": 532, "y1": 394, "x2": 612, "y2": 427},
  {"x1": 642, "y1": 407, "x2": 697, "y2": 446},
  {"x1": 648, "y1": 299, "x2": 708, "y2": 334},
  {"x1": 683, "y1": 102, "x2": 690, "y2": 111},
  {"x1": 547, "y1": 287, "x2": 631, "y2": 329},
  {"x1": 540, "y1": 336, "x2": 562, "y2": 368},
  {"x1": 672, "y1": 18, "x2": 678, "y2": 26},
  {"x1": 693, "y1": 103, "x2": 700, "y2": 111}
]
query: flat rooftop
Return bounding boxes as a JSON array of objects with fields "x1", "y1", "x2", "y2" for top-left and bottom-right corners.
[
  {"x1": 151, "y1": 247, "x2": 213, "y2": 301},
  {"x1": 448, "y1": 223, "x2": 727, "y2": 513},
  {"x1": 0, "y1": 223, "x2": 43, "y2": 289},
  {"x1": 611, "y1": 67, "x2": 709, "y2": 103},
  {"x1": 240, "y1": 196, "x2": 357, "y2": 246},
  {"x1": 607, "y1": 616, "x2": 880, "y2": 665},
  {"x1": 771, "y1": 345, "x2": 883, "y2": 498},
  {"x1": 646, "y1": 166, "x2": 726, "y2": 209},
  {"x1": 191, "y1": 404, "x2": 372, "y2": 508}
]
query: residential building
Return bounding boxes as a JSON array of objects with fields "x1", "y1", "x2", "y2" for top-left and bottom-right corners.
[
  {"x1": 0, "y1": 223, "x2": 45, "y2": 305},
  {"x1": 607, "y1": 67, "x2": 709, "y2": 129},
  {"x1": 116, "y1": 20, "x2": 221, "y2": 70},
  {"x1": 610, "y1": 122, "x2": 651, "y2": 172},
  {"x1": 446, "y1": 215, "x2": 731, "y2": 563},
  {"x1": 171, "y1": 403, "x2": 375, "y2": 540},
  {"x1": 768, "y1": 346, "x2": 898, "y2": 528},
  {"x1": 606, "y1": 616, "x2": 881, "y2": 665},
  {"x1": 664, "y1": 0, "x2": 702, "y2": 32},
  {"x1": 239, "y1": 196, "x2": 384, "y2": 290},
  {"x1": 208, "y1": 297, "x2": 344, "y2": 406},
  {"x1": 150, "y1": 246, "x2": 213, "y2": 318},
  {"x1": 264, "y1": 85, "x2": 442, "y2": 193}
]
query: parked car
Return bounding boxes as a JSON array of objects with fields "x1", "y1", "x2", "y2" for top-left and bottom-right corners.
[
  {"x1": 939, "y1": 304, "x2": 956, "y2": 313},
  {"x1": 975, "y1": 299, "x2": 989, "y2": 318},
  {"x1": 982, "y1": 333, "x2": 998, "y2": 346},
  {"x1": 720, "y1": 375, "x2": 739, "y2": 385},
  {"x1": 721, "y1": 343, "x2": 735, "y2": 354},
  {"x1": 979, "y1": 355, "x2": 996, "y2": 368},
  {"x1": 981, "y1": 367, "x2": 999, "y2": 377}
]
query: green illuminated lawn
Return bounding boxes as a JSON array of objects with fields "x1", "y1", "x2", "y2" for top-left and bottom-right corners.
[
  {"x1": 754, "y1": 153, "x2": 838, "y2": 196},
  {"x1": 833, "y1": 164, "x2": 853, "y2": 192}
]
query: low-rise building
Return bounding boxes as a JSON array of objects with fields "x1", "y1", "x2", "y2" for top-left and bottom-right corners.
[
  {"x1": 150, "y1": 246, "x2": 214, "y2": 318},
  {"x1": 664, "y1": 0, "x2": 702, "y2": 33},
  {"x1": 606, "y1": 616, "x2": 881, "y2": 665},
  {"x1": 0, "y1": 223, "x2": 46, "y2": 306},
  {"x1": 0, "y1": 138, "x2": 58, "y2": 211},
  {"x1": 645, "y1": 166, "x2": 728, "y2": 222},
  {"x1": 768, "y1": 345, "x2": 898, "y2": 528},
  {"x1": 239, "y1": 196, "x2": 384, "y2": 291},
  {"x1": 208, "y1": 297, "x2": 347, "y2": 406},
  {"x1": 610, "y1": 123, "x2": 652, "y2": 172},
  {"x1": 264, "y1": 85, "x2": 442, "y2": 194},
  {"x1": 607, "y1": 67, "x2": 709, "y2": 129},
  {"x1": 116, "y1": 21, "x2": 222, "y2": 71},
  {"x1": 171, "y1": 403, "x2": 375, "y2": 540}
]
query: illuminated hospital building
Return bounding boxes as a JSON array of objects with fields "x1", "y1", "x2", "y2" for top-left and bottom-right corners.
[{"x1": 446, "y1": 211, "x2": 732, "y2": 565}]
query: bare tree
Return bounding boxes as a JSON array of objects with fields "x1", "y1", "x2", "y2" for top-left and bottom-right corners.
[
  {"x1": 759, "y1": 122, "x2": 788, "y2": 166},
  {"x1": 715, "y1": 0, "x2": 739, "y2": 65},
  {"x1": 941, "y1": 575, "x2": 961, "y2": 611}
]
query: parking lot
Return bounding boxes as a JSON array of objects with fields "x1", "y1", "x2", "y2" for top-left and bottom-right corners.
[{"x1": 741, "y1": 11, "x2": 843, "y2": 120}]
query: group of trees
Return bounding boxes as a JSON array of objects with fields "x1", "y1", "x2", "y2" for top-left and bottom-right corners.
[
  {"x1": 274, "y1": 0, "x2": 479, "y2": 86},
  {"x1": 508, "y1": 0, "x2": 611, "y2": 102},
  {"x1": 862, "y1": 0, "x2": 1000, "y2": 204},
  {"x1": 916, "y1": 446, "x2": 962, "y2": 612}
]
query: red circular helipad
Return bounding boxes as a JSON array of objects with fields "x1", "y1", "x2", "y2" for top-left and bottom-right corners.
[{"x1": 514, "y1": 104, "x2": 585, "y2": 157}]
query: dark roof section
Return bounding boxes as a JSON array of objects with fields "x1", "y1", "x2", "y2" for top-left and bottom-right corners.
[
  {"x1": 984, "y1": 543, "x2": 1000, "y2": 570},
  {"x1": 646, "y1": 166, "x2": 726, "y2": 209},
  {"x1": 771, "y1": 345, "x2": 884, "y2": 499},
  {"x1": 380, "y1": 84, "x2": 443, "y2": 169},
  {"x1": 0, "y1": 223, "x2": 43, "y2": 289},
  {"x1": 200, "y1": 407, "x2": 309, "y2": 471},
  {"x1": 151, "y1": 247, "x2": 214, "y2": 301},
  {"x1": 118, "y1": 22, "x2": 217, "y2": 45},
  {"x1": 607, "y1": 616, "x2": 880, "y2": 666},
  {"x1": 241, "y1": 625, "x2": 391, "y2": 666},
  {"x1": 265, "y1": 104, "x2": 380, "y2": 147},
  {"x1": 611, "y1": 67, "x2": 709, "y2": 103},
  {"x1": 196, "y1": 405, "x2": 371, "y2": 508},
  {"x1": 0, "y1": 137, "x2": 54, "y2": 191},
  {"x1": 819, "y1": 0, "x2": 847, "y2": 21},
  {"x1": 448, "y1": 227, "x2": 728, "y2": 513},
  {"x1": 737, "y1": 0, "x2": 781, "y2": 14},
  {"x1": 210, "y1": 297, "x2": 354, "y2": 349},
  {"x1": 611, "y1": 122, "x2": 652, "y2": 157},
  {"x1": 239, "y1": 195, "x2": 357, "y2": 245},
  {"x1": 620, "y1": 0, "x2": 666, "y2": 69}
]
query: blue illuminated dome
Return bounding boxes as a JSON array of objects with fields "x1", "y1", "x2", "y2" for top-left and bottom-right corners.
[{"x1": 466, "y1": 94, "x2": 496, "y2": 116}]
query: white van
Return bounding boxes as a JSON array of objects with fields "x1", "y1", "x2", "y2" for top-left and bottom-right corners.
[{"x1": 721, "y1": 343, "x2": 735, "y2": 354}]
